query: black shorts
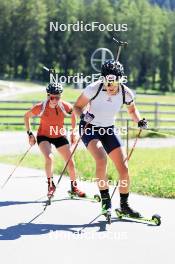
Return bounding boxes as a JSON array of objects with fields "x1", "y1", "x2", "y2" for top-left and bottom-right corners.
[
  {"x1": 37, "y1": 136, "x2": 69, "y2": 149},
  {"x1": 79, "y1": 120, "x2": 123, "y2": 154}
]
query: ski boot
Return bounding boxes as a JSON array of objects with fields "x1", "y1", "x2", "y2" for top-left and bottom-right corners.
[
  {"x1": 47, "y1": 178, "x2": 56, "y2": 205},
  {"x1": 69, "y1": 185, "x2": 86, "y2": 198},
  {"x1": 101, "y1": 196, "x2": 112, "y2": 224},
  {"x1": 68, "y1": 181, "x2": 101, "y2": 202},
  {"x1": 115, "y1": 203, "x2": 161, "y2": 225},
  {"x1": 115, "y1": 202, "x2": 141, "y2": 219}
]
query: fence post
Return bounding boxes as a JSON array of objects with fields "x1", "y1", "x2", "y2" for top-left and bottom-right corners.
[{"x1": 154, "y1": 102, "x2": 158, "y2": 128}]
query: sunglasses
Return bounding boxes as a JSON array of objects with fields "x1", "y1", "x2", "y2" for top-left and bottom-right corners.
[
  {"x1": 104, "y1": 80, "x2": 119, "y2": 87},
  {"x1": 49, "y1": 95, "x2": 60, "y2": 101}
]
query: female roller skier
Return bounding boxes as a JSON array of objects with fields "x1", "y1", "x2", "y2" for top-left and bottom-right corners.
[
  {"x1": 73, "y1": 59, "x2": 147, "y2": 218},
  {"x1": 24, "y1": 82, "x2": 85, "y2": 198}
]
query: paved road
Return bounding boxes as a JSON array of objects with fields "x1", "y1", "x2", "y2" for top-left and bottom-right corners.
[
  {"x1": 0, "y1": 132, "x2": 175, "y2": 155},
  {"x1": 0, "y1": 80, "x2": 45, "y2": 99},
  {"x1": 0, "y1": 163, "x2": 174, "y2": 264}
]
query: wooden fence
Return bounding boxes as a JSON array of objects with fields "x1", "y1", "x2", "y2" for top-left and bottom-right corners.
[{"x1": 0, "y1": 100, "x2": 175, "y2": 130}]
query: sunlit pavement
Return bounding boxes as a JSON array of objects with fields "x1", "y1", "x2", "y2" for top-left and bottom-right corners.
[{"x1": 0, "y1": 163, "x2": 174, "y2": 264}]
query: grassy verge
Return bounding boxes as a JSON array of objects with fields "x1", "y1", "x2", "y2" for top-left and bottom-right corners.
[
  {"x1": 0, "y1": 148, "x2": 174, "y2": 198},
  {"x1": 13, "y1": 86, "x2": 81, "y2": 102}
]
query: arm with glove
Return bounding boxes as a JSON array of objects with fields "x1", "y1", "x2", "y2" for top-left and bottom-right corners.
[{"x1": 127, "y1": 102, "x2": 148, "y2": 129}]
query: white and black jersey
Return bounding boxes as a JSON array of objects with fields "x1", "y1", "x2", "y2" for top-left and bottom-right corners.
[{"x1": 83, "y1": 80, "x2": 134, "y2": 127}]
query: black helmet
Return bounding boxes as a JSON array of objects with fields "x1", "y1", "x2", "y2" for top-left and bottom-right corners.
[
  {"x1": 46, "y1": 83, "x2": 63, "y2": 95},
  {"x1": 101, "y1": 59, "x2": 124, "y2": 77}
]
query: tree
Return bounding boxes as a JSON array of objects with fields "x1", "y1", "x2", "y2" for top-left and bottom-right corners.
[
  {"x1": 15, "y1": 0, "x2": 47, "y2": 79},
  {"x1": 159, "y1": 29, "x2": 172, "y2": 92}
]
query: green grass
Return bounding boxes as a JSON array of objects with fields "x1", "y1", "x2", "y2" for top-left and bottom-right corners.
[
  {"x1": 14, "y1": 88, "x2": 175, "y2": 104},
  {"x1": 0, "y1": 148, "x2": 174, "y2": 198},
  {"x1": 14, "y1": 86, "x2": 81, "y2": 102},
  {"x1": 136, "y1": 94, "x2": 174, "y2": 103}
]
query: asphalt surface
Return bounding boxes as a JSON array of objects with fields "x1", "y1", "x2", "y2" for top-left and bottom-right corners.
[
  {"x1": 0, "y1": 80, "x2": 45, "y2": 99},
  {"x1": 0, "y1": 163, "x2": 174, "y2": 264},
  {"x1": 0, "y1": 131, "x2": 175, "y2": 155}
]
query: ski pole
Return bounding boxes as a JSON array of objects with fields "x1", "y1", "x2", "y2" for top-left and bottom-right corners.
[
  {"x1": 130, "y1": 126, "x2": 175, "y2": 138},
  {"x1": 43, "y1": 65, "x2": 55, "y2": 74},
  {"x1": 1, "y1": 145, "x2": 32, "y2": 189},
  {"x1": 113, "y1": 36, "x2": 128, "y2": 62},
  {"x1": 110, "y1": 128, "x2": 142, "y2": 199},
  {"x1": 78, "y1": 213, "x2": 102, "y2": 234},
  {"x1": 43, "y1": 65, "x2": 56, "y2": 83},
  {"x1": 54, "y1": 122, "x2": 90, "y2": 192},
  {"x1": 43, "y1": 66, "x2": 50, "y2": 72}
]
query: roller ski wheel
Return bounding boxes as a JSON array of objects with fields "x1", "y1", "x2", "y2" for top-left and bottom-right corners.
[
  {"x1": 115, "y1": 209, "x2": 123, "y2": 219},
  {"x1": 94, "y1": 194, "x2": 101, "y2": 203},
  {"x1": 47, "y1": 194, "x2": 54, "y2": 205},
  {"x1": 106, "y1": 211, "x2": 112, "y2": 225},
  {"x1": 152, "y1": 214, "x2": 161, "y2": 226},
  {"x1": 68, "y1": 191, "x2": 101, "y2": 203},
  {"x1": 105, "y1": 210, "x2": 112, "y2": 224},
  {"x1": 115, "y1": 209, "x2": 161, "y2": 226}
]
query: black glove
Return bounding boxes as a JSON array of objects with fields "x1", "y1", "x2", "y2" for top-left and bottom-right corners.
[
  {"x1": 27, "y1": 130, "x2": 34, "y2": 137},
  {"x1": 80, "y1": 112, "x2": 95, "y2": 123},
  {"x1": 138, "y1": 118, "x2": 148, "y2": 129}
]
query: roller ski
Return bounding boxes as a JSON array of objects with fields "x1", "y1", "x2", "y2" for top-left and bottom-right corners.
[
  {"x1": 68, "y1": 185, "x2": 101, "y2": 203},
  {"x1": 46, "y1": 178, "x2": 56, "y2": 206},
  {"x1": 115, "y1": 203, "x2": 161, "y2": 226},
  {"x1": 101, "y1": 195, "x2": 112, "y2": 224}
]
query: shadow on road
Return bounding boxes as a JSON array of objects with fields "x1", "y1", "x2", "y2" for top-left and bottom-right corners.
[
  {"x1": 0, "y1": 198, "x2": 76, "y2": 208},
  {"x1": 0, "y1": 215, "x2": 158, "y2": 241},
  {"x1": 0, "y1": 219, "x2": 118, "y2": 240},
  {"x1": 0, "y1": 197, "x2": 98, "y2": 208},
  {"x1": 0, "y1": 200, "x2": 45, "y2": 207}
]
